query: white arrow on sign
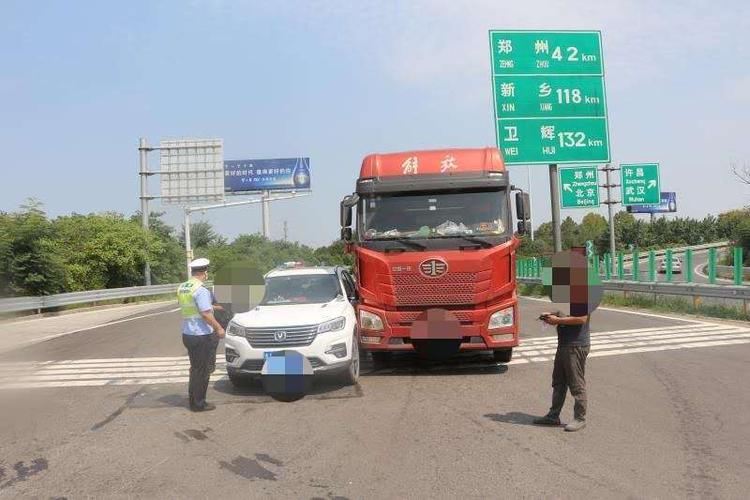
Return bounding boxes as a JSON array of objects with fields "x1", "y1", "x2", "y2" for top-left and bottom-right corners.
[
  {"x1": 563, "y1": 184, "x2": 573, "y2": 192},
  {"x1": 647, "y1": 180, "x2": 657, "y2": 189}
]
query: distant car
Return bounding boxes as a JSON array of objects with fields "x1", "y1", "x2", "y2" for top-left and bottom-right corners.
[
  {"x1": 658, "y1": 256, "x2": 682, "y2": 274},
  {"x1": 223, "y1": 264, "x2": 360, "y2": 387}
]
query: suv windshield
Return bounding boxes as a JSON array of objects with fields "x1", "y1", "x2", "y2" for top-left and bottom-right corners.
[
  {"x1": 360, "y1": 190, "x2": 508, "y2": 240},
  {"x1": 260, "y1": 274, "x2": 341, "y2": 305}
]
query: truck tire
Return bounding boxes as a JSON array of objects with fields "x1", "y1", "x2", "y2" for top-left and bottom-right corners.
[
  {"x1": 340, "y1": 334, "x2": 360, "y2": 386},
  {"x1": 493, "y1": 349, "x2": 513, "y2": 363},
  {"x1": 371, "y1": 351, "x2": 391, "y2": 368},
  {"x1": 228, "y1": 370, "x2": 254, "y2": 388}
]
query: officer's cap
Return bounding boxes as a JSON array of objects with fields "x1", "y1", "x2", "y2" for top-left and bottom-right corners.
[{"x1": 189, "y1": 258, "x2": 210, "y2": 272}]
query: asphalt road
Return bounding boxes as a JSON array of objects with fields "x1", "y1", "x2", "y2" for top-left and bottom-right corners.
[{"x1": 1, "y1": 299, "x2": 749, "y2": 498}]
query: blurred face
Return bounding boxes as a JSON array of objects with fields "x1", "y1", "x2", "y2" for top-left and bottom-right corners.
[{"x1": 193, "y1": 270, "x2": 208, "y2": 281}]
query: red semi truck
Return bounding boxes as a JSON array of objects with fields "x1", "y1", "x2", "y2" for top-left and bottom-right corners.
[{"x1": 340, "y1": 147, "x2": 530, "y2": 364}]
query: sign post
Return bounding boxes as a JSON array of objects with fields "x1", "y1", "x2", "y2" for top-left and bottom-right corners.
[
  {"x1": 559, "y1": 166, "x2": 600, "y2": 208},
  {"x1": 138, "y1": 137, "x2": 152, "y2": 286},
  {"x1": 490, "y1": 30, "x2": 610, "y2": 252}
]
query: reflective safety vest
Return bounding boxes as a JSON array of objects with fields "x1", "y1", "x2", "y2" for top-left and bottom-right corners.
[{"x1": 177, "y1": 278, "x2": 203, "y2": 319}]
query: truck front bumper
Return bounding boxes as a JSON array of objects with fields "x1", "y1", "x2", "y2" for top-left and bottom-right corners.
[{"x1": 357, "y1": 303, "x2": 518, "y2": 351}]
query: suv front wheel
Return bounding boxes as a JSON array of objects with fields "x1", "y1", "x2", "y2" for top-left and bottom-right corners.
[{"x1": 339, "y1": 334, "x2": 360, "y2": 386}]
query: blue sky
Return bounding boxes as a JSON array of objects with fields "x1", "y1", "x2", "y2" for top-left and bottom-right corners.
[{"x1": 1, "y1": 0, "x2": 749, "y2": 247}]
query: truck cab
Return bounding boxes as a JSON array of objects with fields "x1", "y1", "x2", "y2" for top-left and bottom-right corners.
[{"x1": 340, "y1": 147, "x2": 530, "y2": 363}]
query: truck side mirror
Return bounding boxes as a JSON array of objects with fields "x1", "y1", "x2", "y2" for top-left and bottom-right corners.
[
  {"x1": 341, "y1": 227, "x2": 353, "y2": 242},
  {"x1": 340, "y1": 194, "x2": 358, "y2": 227},
  {"x1": 340, "y1": 200, "x2": 352, "y2": 227},
  {"x1": 515, "y1": 192, "x2": 531, "y2": 221},
  {"x1": 517, "y1": 221, "x2": 526, "y2": 235}
]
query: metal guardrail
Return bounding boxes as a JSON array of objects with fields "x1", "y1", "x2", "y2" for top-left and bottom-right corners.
[
  {"x1": 0, "y1": 283, "x2": 180, "y2": 314},
  {"x1": 518, "y1": 243, "x2": 747, "y2": 285},
  {"x1": 620, "y1": 240, "x2": 730, "y2": 261},
  {"x1": 517, "y1": 277, "x2": 750, "y2": 301}
]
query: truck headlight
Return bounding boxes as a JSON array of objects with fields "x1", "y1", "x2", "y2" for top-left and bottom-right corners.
[
  {"x1": 359, "y1": 310, "x2": 384, "y2": 331},
  {"x1": 318, "y1": 317, "x2": 346, "y2": 334},
  {"x1": 489, "y1": 307, "x2": 514, "y2": 329},
  {"x1": 226, "y1": 321, "x2": 243, "y2": 336}
]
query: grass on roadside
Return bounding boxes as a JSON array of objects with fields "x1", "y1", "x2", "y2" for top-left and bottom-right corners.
[{"x1": 518, "y1": 283, "x2": 750, "y2": 322}]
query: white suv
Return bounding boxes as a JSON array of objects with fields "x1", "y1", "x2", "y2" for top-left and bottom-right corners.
[{"x1": 224, "y1": 265, "x2": 359, "y2": 386}]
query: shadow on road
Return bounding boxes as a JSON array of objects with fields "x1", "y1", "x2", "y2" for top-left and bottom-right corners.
[
  {"x1": 361, "y1": 351, "x2": 509, "y2": 377},
  {"x1": 483, "y1": 411, "x2": 547, "y2": 427}
]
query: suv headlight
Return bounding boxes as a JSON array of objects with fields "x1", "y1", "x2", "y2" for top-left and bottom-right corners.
[
  {"x1": 226, "y1": 321, "x2": 243, "y2": 336},
  {"x1": 359, "y1": 310, "x2": 384, "y2": 331},
  {"x1": 489, "y1": 307, "x2": 514, "y2": 329},
  {"x1": 318, "y1": 317, "x2": 346, "y2": 334}
]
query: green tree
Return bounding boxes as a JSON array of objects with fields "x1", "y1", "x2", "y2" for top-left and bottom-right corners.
[
  {"x1": 560, "y1": 216, "x2": 580, "y2": 249},
  {"x1": 54, "y1": 212, "x2": 157, "y2": 290},
  {"x1": 578, "y1": 213, "x2": 608, "y2": 246},
  {"x1": 181, "y1": 220, "x2": 226, "y2": 249},
  {"x1": 131, "y1": 212, "x2": 185, "y2": 285},
  {"x1": 2, "y1": 200, "x2": 66, "y2": 296}
]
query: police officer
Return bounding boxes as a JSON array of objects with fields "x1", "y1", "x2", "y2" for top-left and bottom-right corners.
[{"x1": 178, "y1": 258, "x2": 225, "y2": 412}]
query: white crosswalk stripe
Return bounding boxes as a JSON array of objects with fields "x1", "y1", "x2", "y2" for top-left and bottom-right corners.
[{"x1": 0, "y1": 320, "x2": 748, "y2": 389}]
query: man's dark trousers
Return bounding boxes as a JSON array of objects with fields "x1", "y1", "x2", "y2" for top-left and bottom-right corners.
[
  {"x1": 182, "y1": 334, "x2": 219, "y2": 409},
  {"x1": 549, "y1": 345, "x2": 590, "y2": 420}
]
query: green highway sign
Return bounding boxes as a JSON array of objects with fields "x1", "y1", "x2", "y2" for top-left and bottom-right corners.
[
  {"x1": 559, "y1": 166, "x2": 600, "y2": 208},
  {"x1": 490, "y1": 31, "x2": 603, "y2": 75},
  {"x1": 490, "y1": 30, "x2": 610, "y2": 165},
  {"x1": 493, "y1": 75, "x2": 606, "y2": 118},
  {"x1": 620, "y1": 163, "x2": 660, "y2": 205},
  {"x1": 498, "y1": 117, "x2": 609, "y2": 164}
]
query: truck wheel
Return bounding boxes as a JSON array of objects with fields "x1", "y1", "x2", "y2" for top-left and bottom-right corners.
[
  {"x1": 228, "y1": 370, "x2": 254, "y2": 388},
  {"x1": 371, "y1": 351, "x2": 391, "y2": 368},
  {"x1": 340, "y1": 335, "x2": 360, "y2": 386},
  {"x1": 493, "y1": 349, "x2": 513, "y2": 363}
]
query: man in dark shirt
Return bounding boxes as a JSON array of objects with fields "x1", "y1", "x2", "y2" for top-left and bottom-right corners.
[{"x1": 533, "y1": 311, "x2": 591, "y2": 432}]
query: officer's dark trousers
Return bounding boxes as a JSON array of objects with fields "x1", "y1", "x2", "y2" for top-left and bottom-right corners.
[
  {"x1": 182, "y1": 334, "x2": 218, "y2": 409},
  {"x1": 549, "y1": 345, "x2": 590, "y2": 421}
]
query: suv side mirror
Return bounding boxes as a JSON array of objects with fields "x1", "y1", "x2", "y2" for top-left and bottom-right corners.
[{"x1": 515, "y1": 192, "x2": 531, "y2": 221}]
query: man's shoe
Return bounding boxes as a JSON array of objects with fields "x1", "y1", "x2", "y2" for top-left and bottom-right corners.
[
  {"x1": 190, "y1": 403, "x2": 216, "y2": 412},
  {"x1": 532, "y1": 414, "x2": 561, "y2": 426},
  {"x1": 564, "y1": 419, "x2": 586, "y2": 432}
]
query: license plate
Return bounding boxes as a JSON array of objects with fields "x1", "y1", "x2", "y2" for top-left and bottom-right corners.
[{"x1": 263, "y1": 351, "x2": 273, "y2": 360}]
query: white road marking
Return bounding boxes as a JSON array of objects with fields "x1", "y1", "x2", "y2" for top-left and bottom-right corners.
[
  {"x1": 1, "y1": 320, "x2": 749, "y2": 389},
  {"x1": 5, "y1": 307, "x2": 181, "y2": 350}
]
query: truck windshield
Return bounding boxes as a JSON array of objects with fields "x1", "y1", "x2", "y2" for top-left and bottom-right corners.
[
  {"x1": 260, "y1": 274, "x2": 342, "y2": 305},
  {"x1": 360, "y1": 190, "x2": 508, "y2": 240}
]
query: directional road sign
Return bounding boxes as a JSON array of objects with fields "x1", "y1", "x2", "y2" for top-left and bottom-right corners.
[
  {"x1": 490, "y1": 30, "x2": 610, "y2": 165},
  {"x1": 559, "y1": 166, "x2": 600, "y2": 208},
  {"x1": 621, "y1": 163, "x2": 660, "y2": 205}
]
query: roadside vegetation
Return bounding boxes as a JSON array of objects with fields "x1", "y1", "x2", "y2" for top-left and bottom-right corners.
[
  {"x1": 0, "y1": 199, "x2": 352, "y2": 298},
  {"x1": 1, "y1": 198, "x2": 747, "y2": 298},
  {"x1": 517, "y1": 208, "x2": 750, "y2": 267}
]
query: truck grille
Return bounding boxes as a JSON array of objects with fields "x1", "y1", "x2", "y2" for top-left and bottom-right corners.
[
  {"x1": 391, "y1": 273, "x2": 478, "y2": 306},
  {"x1": 242, "y1": 324, "x2": 318, "y2": 348},
  {"x1": 392, "y1": 310, "x2": 474, "y2": 323}
]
